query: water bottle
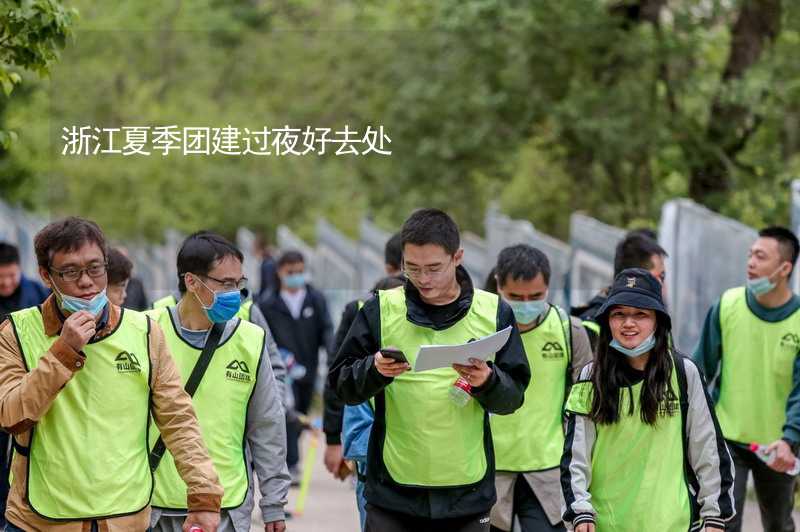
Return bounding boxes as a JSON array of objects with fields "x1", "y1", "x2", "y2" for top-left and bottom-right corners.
[
  {"x1": 449, "y1": 376, "x2": 472, "y2": 407},
  {"x1": 749, "y1": 443, "x2": 800, "y2": 475}
]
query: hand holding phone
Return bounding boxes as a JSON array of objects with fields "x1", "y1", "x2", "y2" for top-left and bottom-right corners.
[{"x1": 375, "y1": 348, "x2": 410, "y2": 377}]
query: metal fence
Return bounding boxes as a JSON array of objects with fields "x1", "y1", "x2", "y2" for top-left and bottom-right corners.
[
  {"x1": 660, "y1": 199, "x2": 757, "y2": 353},
  {"x1": 2, "y1": 193, "x2": 785, "y2": 354},
  {"x1": 568, "y1": 213, "x2": 626, "y2": 309},
  {"x1": 484, "y1": 207, "x2": 571, "y2": 307}
]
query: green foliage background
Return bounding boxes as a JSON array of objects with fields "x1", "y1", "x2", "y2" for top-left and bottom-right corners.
[{"x1": 1, "y1": 0, "x2": 799, "y2": 242}]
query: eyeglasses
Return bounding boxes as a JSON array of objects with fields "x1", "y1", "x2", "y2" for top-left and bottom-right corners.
[
  {"x1": 402, "y1": 258, "x2": 453, "y2": 280},
  {"x1": 49, "y1": 263, "x2": 107, "y2": 282},
  {"x1": 203, "y1": 274, "x2": 248, "y2": 292}
]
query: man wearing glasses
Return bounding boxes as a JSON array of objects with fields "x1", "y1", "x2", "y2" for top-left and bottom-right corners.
[
  {"x1": 329, "y1": 208, "x2": 530, "y2": 532},
  {"x1": 148, "y1": 231, "x2": 289, "y2": 532},
  {"x1": 0, "y1": 217, "x2": 223, "y2": 531}
]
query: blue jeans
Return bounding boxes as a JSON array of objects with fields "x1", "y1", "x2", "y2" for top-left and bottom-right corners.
[{"x1": 355, "y1": 461, "x2": 367, "y2": 532}]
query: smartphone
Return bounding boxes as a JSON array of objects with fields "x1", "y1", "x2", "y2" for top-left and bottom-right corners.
[{"x1": 380, "y1": 348, "x2": 409, "y2": 364}]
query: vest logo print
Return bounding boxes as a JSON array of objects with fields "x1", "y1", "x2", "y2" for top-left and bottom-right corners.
[
  {"x1": 658, "y1": 389, "x2": 680, "y2": 417},
  {"x1": 226, "y1": 360, "x2": 251, "y2": 383},
  {"x1": 115, "y1": 351, "x2": 141, "y2": 373},
  {"x1": 542, "y1": 341, "x2": 565, "y2": 359},
  {"x1": 780, "y1": 333, "x2": 800, "y2": 350}
]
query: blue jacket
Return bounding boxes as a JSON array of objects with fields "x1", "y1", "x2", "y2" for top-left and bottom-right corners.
[
  {"x1": 0, "y1": 275, "x2": 49, "y2": 322},
  {"x1": 342, "y1": 402, "x2": 373, "y2": 462}
]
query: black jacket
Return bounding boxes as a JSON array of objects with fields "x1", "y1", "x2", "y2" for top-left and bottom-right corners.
[
  {"x1": 323, "y1": 299, "x2": 360, "y2": 444},
  {"x1": 258, "y1": 284, "x2": 333, "y2": 385},
  {"x1": 327, "y1": 266, "x2": 531, "y2": 519},
  {"x1": 570, "y1": 287, "x2": 608, "y2": 351}
]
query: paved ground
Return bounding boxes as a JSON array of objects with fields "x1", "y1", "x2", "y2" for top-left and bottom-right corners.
[{"x1": 254, "y1": 432, "x2": 800, "y2": 531}]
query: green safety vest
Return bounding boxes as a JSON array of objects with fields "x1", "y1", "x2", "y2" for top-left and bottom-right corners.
[
  {"x1": 152, "y1": 294, "x2": 178, "y2": 309},
  {"x1": 716, "y1": 286, "x2": 800, "y2": 444},
  {"x1": 148, "y1": 308, "x2": 264, "y2": 509},
  {"x1": 379, "y1": 286, "x2": 498, "y2": 487},
  {"x1": 237, "y1": 299, "x2": 253, "y2": 321},
  {"x1": 582, "y1": 319, "x2": 600, "y2": 336},
  {"x1": 10, "y1": 306, "x2": 153, "y2": 520},
  {"x1": 564, "y1": 358, "x2": 692, "y2": 532},
  {"x1": 491, "y1": 305, "x2": 571, "y2": 471}
]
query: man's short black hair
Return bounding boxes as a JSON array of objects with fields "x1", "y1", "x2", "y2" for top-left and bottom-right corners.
[
  {"x1": 177, "y1": 231, "x2": 244, "y2": 293},
  {"x1": 372, "y1": 274, "x2": 405, "y2": 292},
  {"x1": 613, "y1": 233, "x2": 667, "y2": 276},
  {"x1": 495, "y1": 244, "x2": 551, "y2": 287},
  {"x1": 759, "y1": 226, "x2": 800, "y2": 272},
  {"x1": 627, "y1": 227, "x2": 658, "y2": 241},
  {"x1": 400, "y1": 209, "x2": 460, "y2": 256},
  {"x1": 483, "y1": 266, "x2": 498, "y2": 294},
  {"x1": 384, "y1": 232, "x2": 402, "y2": 271},
  {"x1": 0, "y1": 243, "x2": 20, "y2": 266},
  {"x1": 277, "y1": 250, "x2": 305, "y2": 268},
  {"x1": 107, "y1": 248, "x2": 133, "y2": 285},
  {"x1": 34, "y1": 217, "x2": 107, "y2": 269}
]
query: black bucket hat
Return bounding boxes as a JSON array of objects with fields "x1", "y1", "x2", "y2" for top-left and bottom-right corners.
[{"x1": 596, "y1": 268, "x2": 671, "y2": 329}]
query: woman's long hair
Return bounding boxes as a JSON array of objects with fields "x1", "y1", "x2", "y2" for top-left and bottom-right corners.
[{"x1": 589, "y1": 312, "x2": 675, "y2": 426}]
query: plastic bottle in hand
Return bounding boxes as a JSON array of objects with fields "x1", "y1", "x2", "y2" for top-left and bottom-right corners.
[
  {"x1": 449, "y1": 376, "x2": 472, "y2": 407},
  {"x1": 749, "y1": 443, "x2": 800, "y2": 475}
]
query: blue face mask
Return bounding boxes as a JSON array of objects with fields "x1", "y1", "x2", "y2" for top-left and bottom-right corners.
[
  {"x1": 54, "y1": 285, "x2": 108, "y2": 317},
  {"x1": 746, "y1": 276, "x2": 776, "y2": 296},
  {"x1": 506, "y1": 299, "x2": 549, "y2": 325},
  {"x1": 194, "y1": 279, "x2": 242, "y2": 323},
  {"x1": 283, "y1": 273, "x2": 306, "y2": 289},
  {"x1": 610, "y1": 332, "x2": 656, "y2": 358}
]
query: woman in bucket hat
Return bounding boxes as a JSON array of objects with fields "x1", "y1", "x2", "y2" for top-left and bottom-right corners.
[{"x1": 560, "y1": 268, "x2": 735, "y2": 531}]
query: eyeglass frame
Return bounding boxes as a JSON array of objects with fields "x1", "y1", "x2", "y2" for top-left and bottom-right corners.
[
  {"x1": 402, "y1": 257, "x2": 455, "y2": 280},
  {"x1": 187, "y1": 272, "x2": 248, "y2": 292},
  {"x1": 49, "y1": 262, "x2": 108, "y2": 283}
]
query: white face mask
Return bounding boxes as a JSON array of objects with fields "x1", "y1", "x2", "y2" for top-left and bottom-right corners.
[
  {"x1": 52, "y1": 282, "x2": 108, "y2": 317},
  {"x1": 610, "y1": 332, "x2": 656, "y2": 358}
]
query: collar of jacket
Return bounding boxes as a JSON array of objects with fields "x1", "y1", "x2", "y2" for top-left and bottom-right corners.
[
  {"x1": 264, "y1": 285, "x2": 311, "y2": 316},
  {"x1": 403, "y1": 265, "x2": 474, "y2": 331},
  {"x1": 42, "y1": 294, "x2": 116, "y2": 338}
]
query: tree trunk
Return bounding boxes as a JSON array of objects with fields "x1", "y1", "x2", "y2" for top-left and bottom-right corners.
[{"x1": 688, "y1": 0, "x2": 781, "y2": 206}]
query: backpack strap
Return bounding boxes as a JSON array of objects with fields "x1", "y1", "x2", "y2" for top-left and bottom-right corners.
[{"x1": 149, "y1": 321, "x2": 225, "y2": 471}]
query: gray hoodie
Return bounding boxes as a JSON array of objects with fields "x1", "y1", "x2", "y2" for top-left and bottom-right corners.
[{"x1": 150, "y1": 306, "x2": 290, "y2": 532}]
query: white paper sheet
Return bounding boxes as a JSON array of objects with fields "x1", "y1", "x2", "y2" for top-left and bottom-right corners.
[{"x1": 413, "y1": 326, "x2": 513, "y2": 372}]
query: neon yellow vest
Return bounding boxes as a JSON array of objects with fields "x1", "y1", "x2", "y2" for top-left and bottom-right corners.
[
  {"x1": 379, "y1": 287, "x2": 498, "y2": 487},
  {"x1": 716, "y1": 286, "x2": 800, "y2": 443},
  {"x1": 582, "y1": 320, "x2": 600, "y2": 336},
  {"x1": 152, "y1": 294, "x2": 178, "y2": 310},
  {"x1": 148, "y1": 309, "x2": 264, "y2": 509},
  {"x1": 565, "y1": 361, "x2": 691, "y2": 532},
  {"x1": 10, "y1": 306, "x2": 153, "y2": 520},
  {"x1": 491, "y1": 305, "x2": 571, "y2": 471},
  {"x1": 237, "y1": 299, "x2": 253, "y2": 322}
]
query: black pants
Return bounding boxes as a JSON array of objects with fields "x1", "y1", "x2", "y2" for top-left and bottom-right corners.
[
  {"x1": 365, "y1": 503, "x2": 490, "y2": 532},
  {"x1": 728, "y1": 443, "x2": 796, "y2": 532},
  {"x1": 286, "y1": 379, "x2": 315, "y2": 469},
  {"x1": 490, "y1": 477, "x2": 565, "y2": 532}
]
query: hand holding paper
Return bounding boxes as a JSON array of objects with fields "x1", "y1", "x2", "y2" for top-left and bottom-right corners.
[
  {"x1": 413, "y1": 326, "x2": 513, "y2": 372},
  {"x1": 452, "y1": 357, "x2": 492, "y2": 387}
]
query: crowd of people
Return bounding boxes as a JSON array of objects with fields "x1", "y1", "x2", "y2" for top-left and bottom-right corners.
[{"x1": 0, "y1": 208, "x2": 796, "y2": 532}]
